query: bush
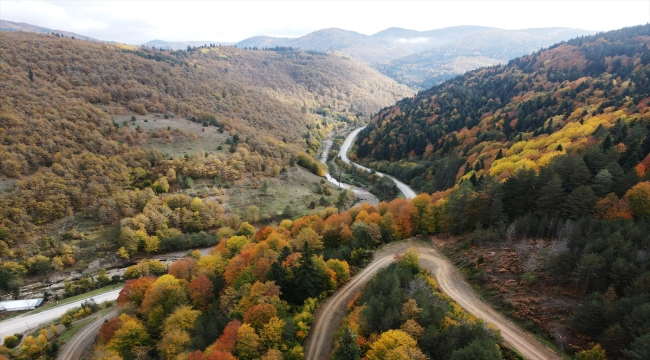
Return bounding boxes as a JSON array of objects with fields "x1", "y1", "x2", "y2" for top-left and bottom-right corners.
[{"x1": 4, "y1": 335, "x2": 19, "y2": 349}]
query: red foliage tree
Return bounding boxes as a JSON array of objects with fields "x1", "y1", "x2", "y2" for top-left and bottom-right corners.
[
  {"x1": 97, "y1": 317, "x2": 123, "y2": 344},
  {"x1": 212, "y1": 320, "x2": 242, "y2": 353},
  {"x1": 243, "y1": 303, "x2": 278, "y2": 330},
  {"x1": 168, "y1": 257, "x2": 198, "y2": 281},
  {"x1": 207, "y1": 351, "x2": 236, "y2": 360},
  {"x1": 188, "y1": 274, "x2": 214, "y2": 310},
  {"x1": 187, "y1": 350, "x2": 206, "y2": 360}
]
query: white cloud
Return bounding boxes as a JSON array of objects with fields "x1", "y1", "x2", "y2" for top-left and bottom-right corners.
[{"x1": 1, "y1": 1, "x2": 648, "y2": 44}]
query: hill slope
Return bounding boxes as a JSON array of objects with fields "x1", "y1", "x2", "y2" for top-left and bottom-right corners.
[
  {"x1": 376, "y1": 27, "x2": 595, "y2": 88},
  {"x1": 356, "y1": 24, "x2": 650, "y2": 194},
  {"x1": 0, "y1": 31, "x2": 411, "y2": 248},
  {"x1": 355, "y1": 26, "x2": 650, "y2": 357},
  {"x1": 0, "y1": 19, "x2": 99, "y2": 41},
  {"x1": 236, "y1": 26, "x2": 498, "y2": 64}
]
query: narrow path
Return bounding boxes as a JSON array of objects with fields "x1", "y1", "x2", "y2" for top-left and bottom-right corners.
[
  {"x1": 58, "y1": 308, "x2": 117, "y2": 360},
  {"x1": 304, "y1": 239, "x2": 561, "y2": 360},
  {"x1": 337, "y1": 127, "x2": 417, "y2": 199}
]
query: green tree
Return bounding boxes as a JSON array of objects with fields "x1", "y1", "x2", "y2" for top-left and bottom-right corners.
[
  {"x1": 623, "y1": 333, "x2": 650, "y2": 360},
  {"x1": 332, "y1": 327, "x2": 361, "y2": 360},
  {"x1": 291, "y1": 242, "x2": 328, "y2": 304},
  {"x1": 535, "y1": 174, "x2": 564, "y2": 217},
  {"x1": 446, "y1": 181, "x2": 474, "y2": 234}
]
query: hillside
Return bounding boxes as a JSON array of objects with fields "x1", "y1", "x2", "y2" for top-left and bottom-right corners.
[
  {"x1": 236, "y1": 26, "x2": 497, "y2": 64},
  {"x1": 0, "y1": 19, "x2": 99, "y2": 41},
  {"x1": 376, "y1": 27, "x2": 595, "y2": 88},
  {"x1": 143, "y1": 39, "x2": 236, "y2": 50},
  {"x1": 0, "y1": 31, "x2": 411, "y2": 259},
  {"x1": 354, "y1": 24, "x2": 650, "y2": 357},
  {"x1": 356, "y1": 24, "x2": 650, "y2": 193}
]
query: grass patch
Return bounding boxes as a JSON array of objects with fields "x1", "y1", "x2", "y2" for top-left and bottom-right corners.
[
  {"x1": 28, "y1": 283, "x2": 123, "y2": 315},
  {"x1": 59, "y1": 318, "x2": 94, "y2": 343},
  {"x1": 0, "y1": 178, "x2": 16, "y2": 194},
  {"x1": 113, "y1": 114, "x2": 229, "y2": 158},
  {"x1": 223, "y1": 166, "x2": 345, "y2": 222}
]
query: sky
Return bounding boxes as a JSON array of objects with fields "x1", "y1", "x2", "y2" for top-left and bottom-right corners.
[{"x1": 1, "y1": 1, "x2": 649, "y2": 44}]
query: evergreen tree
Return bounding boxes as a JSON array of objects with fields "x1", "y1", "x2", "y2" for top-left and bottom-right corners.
[
  {"x1": 332, "y1": 327, "x2": 361, "y2": 360},
  {"x1": 535, "y1": 174, "x2": 564, "y2": 217},
  {"x1": 291, "y1": 242, "x2": 328, "y2": 304}
]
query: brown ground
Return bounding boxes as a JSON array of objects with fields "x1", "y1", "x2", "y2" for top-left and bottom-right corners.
[{"x1": 437, "y1": 236, "x2": 585, "y2": 354}]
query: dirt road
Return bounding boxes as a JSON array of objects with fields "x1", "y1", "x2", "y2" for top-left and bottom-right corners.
[
  {"x1": 303, "y1": 239, "x2": 561, "y2": 360},
  {"x1": 58, "y1": 308, "x2": 117, "y2": 360}
]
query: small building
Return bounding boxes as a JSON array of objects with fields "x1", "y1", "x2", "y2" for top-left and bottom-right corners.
[{"x1": 0, "y1": 298, "x2": 44, "y2": 312}]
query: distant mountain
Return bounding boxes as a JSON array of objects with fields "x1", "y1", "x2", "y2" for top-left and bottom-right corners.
[
  {"x1": 236, "y1": 26, "x2": 497, "y2": 64},
  {"x1": 377, "y1": 27, "x2": 596, "y2": 89},
  {"x1": 0, "y1": 19, "x2": 98, "y2": 42},
  {"x1": 143, "y1": 39, "x2": 235, "y2": 50}
]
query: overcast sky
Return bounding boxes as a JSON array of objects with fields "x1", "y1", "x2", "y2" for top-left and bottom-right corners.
[{"x1": 2, "y1": 1, "x2": 649, "y2": 44}]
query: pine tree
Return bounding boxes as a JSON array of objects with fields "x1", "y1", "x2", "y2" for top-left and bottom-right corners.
[
  {"x1": 536, "y1": 174, "x2": 565, "y2": 217},
  {"x1": 291, "y1": 242, "x2": 328, "y2": 304},
  {"x1": 332, "y1": 327, "x2": 361, "y2": 360}
]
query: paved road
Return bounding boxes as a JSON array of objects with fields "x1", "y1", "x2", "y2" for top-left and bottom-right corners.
[
  {"x1": 320, "y1": 135, "x2": 379, "y2": 205},
  {"x1": 304, "y1": 239, "x2": 561, "y2": 360},
  {"x1": 58, "y1": 308, "x2": 117, "y2": 360},
  {"x1": 0, "y1": 289, "x2": 121, "y2": 343},
  {"x1": 338, "y1": 127, "x2": 417, "y2": 199}
]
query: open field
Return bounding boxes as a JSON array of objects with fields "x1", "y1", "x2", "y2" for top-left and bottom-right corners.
[
  {"x1": 221, "y1": 166, "x2": 346, "y2": 222},
  {"x1": 112, "y1": 113, "x2": 230, "y2": 158}
]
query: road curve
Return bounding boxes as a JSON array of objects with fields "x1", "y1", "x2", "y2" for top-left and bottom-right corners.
[
  {"x1": 304, "y1": 239, "x2": 561, "y2": 360},
  {"x1": 58, "y1": 308, "x2": 118, "y2": 360},
  {"x1": 0, "y1": 289, "x2": 121, "y2": 343},
  {"x1": 338, "y1": 127, "x2": 417, "y2": 199},
  {"x1": 320, "y1": 135, "x2": 379, "y2": 205}
]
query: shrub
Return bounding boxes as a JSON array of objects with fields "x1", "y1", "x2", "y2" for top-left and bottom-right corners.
[{"x1": 4, "y1": 335, "x2": 19, "y2": 349}]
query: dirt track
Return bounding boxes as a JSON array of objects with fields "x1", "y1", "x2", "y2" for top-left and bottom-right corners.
[
  {"x1": 303, "y1": 239, "x2": 561, "y2": 360},
  {"x1": 58, "y1": 308, "x2": 117, "y2": 360}
]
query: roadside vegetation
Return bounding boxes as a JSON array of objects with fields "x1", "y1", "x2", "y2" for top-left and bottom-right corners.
[{"x1": 331, "y1": 248, "x2": 510, "y2": 360}]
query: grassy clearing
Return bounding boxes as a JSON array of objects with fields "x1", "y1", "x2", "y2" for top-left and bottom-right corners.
[
  {"x1": 223, "y1": 166, "x2": 346, "y2": 222},
  {"x1": 0, "y1": 178, "x2": 15, "y2": 194},
  {"x1": 28, "y1": 283, "x2": 123, "y2": 315},
  {"x1": 113, "y1": 114, "x2": 229, "y2": 158}
]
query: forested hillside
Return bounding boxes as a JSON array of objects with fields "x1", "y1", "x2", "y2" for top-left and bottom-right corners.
[
  {"x1": 376, "y1": 27, "x2": 593, "y2": 89},
  {"x1": 0, "y1": 31, "x2": 410, "y2": 264},
  {"x1": 353, "y1": 24, "x2": 650, "y2": 358},
  {"x1": 332, "y1": 250, "x2": 506, "y2": 360},
  {"x1": 357, "y1": 24, "x2": 650, "y2": 194}
]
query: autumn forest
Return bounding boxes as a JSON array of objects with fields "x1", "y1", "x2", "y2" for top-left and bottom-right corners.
[{"x1": 0, "y1": 19, "x2": 650, "y2": 360}]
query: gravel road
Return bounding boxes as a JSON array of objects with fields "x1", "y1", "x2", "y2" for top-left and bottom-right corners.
[{"x1": 304, "y1": 239, "x2": 561, "y2": 360}]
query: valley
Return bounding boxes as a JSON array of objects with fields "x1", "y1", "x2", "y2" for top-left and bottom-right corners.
[{"x1": 1, "y1": 11, "x2": 649, "y2": 360}]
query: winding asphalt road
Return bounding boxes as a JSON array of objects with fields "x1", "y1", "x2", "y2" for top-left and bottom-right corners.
[
  {"x1": 337, "y1": 127, "x2": 417, "y2": 199},
  {"x1": 304, "y1": 239, "x2": 561, "y2": 360}
]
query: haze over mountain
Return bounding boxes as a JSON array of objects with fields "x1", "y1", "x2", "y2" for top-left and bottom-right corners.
[
  {"x1": 236, "y1": 26, "x2": 496, "y2": 63},
  {"x1": 236, "y1": 26, "x2": 594, "y2": 88},
  {"x1": 0, "y1": 19, "x2": 100, "y2": 42},
  {"x1": 379, "y1": 27, "x2": 595, "y2": 89},
  {"x1": 1, "y1": 20, "x2": 594, "y2": 90}
]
